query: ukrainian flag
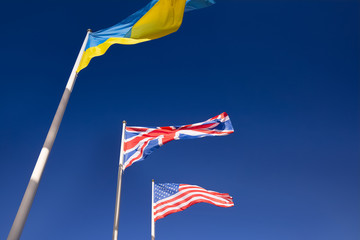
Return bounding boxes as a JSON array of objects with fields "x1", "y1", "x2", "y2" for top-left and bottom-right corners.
[{"x1": 77, "y1": 0, "x2": 215, "y2": 73}]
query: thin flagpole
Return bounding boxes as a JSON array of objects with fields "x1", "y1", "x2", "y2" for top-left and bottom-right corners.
[
  {"x1": 151, "y1": 179, "x2": 155, "y2": 240},
  {"x1": 113, "y1": 120, "x2": 127, "y2": 240},
  {"x1": 7, "y1": 29, "x2": 92, "y2": 240}
]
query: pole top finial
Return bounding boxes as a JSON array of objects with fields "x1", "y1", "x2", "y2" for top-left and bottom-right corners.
[
  {"x1": 87, "y1": 29, "x2": 92, "y2": 32},
  {"x1": 123, "y1": 120, "x2": 127, "y2": 124},
  {"x1": 152, "y1": 179, "x2": 154, "y2": 182}
]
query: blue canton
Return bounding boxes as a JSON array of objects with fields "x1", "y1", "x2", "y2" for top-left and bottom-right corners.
[{"x1": 154, "y1": 183, "x2": 180, "y2": 203}]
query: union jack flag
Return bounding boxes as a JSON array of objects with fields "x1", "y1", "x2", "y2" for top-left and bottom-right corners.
[
  {"x1": 123, "y1": 112, "x2": 234, "y2": 169},
  {"x1": 153, "y1": 183, "x2": 234, "y2": 222}
]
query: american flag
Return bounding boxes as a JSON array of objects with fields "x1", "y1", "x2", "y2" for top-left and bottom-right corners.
[
  {"x1": 123, "y1": 112, "x2": 234, "y2": 169},
  {"x1": 153, "y1": 183, "x2": 234, "y2": 221}
]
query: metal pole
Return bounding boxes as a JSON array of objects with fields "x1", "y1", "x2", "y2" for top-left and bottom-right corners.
[
  {"x1": 151, "y1": 179, "x2": 155, "y2": 240},
  {"x1": 113, "y1": 121, "x2": 127, "y2": 240},
  {"x1": 7, "y1": 29, "x2": 91, "y2": 240}
]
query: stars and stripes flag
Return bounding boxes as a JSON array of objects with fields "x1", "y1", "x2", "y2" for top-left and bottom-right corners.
[
  {"x1": 153, "y1": 183, "x2": 234, "y2": 221},
  {"x1": 122, "y1": 112, "x2": 234, "y2": 169}
]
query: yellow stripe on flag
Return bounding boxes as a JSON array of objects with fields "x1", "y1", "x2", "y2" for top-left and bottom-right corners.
[{"x1": 131, "y1": 0, "x2": 186, "y2": 40}]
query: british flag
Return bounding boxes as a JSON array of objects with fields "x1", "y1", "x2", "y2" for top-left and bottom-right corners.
[{"x1": 123, "y1": 112, "x2": 234, "y2": 169}]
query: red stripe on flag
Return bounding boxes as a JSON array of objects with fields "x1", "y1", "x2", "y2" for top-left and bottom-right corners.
[{"x1": 124, "y1": 139, "x2": 151, "y2": 169}]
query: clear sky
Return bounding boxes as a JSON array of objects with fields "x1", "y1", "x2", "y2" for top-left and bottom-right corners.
[{"x1": 0, "y1": 0, "x2": 359, "y2": 239}]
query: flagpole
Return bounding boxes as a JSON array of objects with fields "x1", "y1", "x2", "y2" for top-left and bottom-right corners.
[
  {"x1": 113, "y1": 120, "x2": 126, "y2": 240},
  {"x1": 7, "y1": 29, "x2": 91, "y2": 240},
  {"x1": 151, "y1": 179, "x2": 155, "y2": 240}
]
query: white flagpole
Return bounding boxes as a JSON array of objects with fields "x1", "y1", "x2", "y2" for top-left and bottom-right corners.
[
  {"x1": 113, "y1": 120, "x2": 127, "y2": 240},
  {"x1": 7, "y1": 29, "x2": 91, "y2": 240},
  {"x1": 151, "y1": 179, "x2": 155, "y2": 240}
]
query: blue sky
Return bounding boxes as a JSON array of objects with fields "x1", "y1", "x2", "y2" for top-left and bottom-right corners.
[{"x1": 0, "y1": 0, "x2": 359, "y2": 239}]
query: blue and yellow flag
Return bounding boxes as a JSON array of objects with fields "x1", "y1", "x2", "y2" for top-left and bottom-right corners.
[{"x1": 77, "y1": 0, "x2": 215, "y2": 72}]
